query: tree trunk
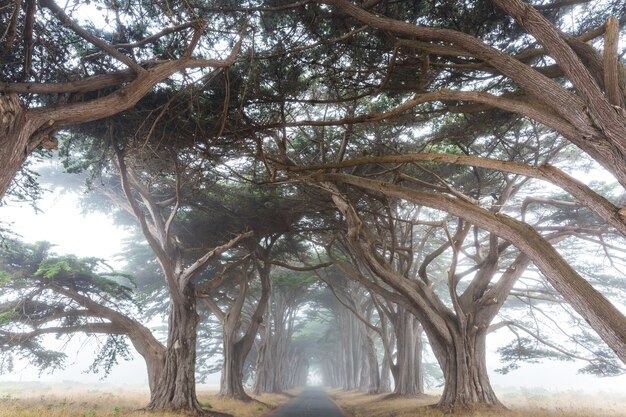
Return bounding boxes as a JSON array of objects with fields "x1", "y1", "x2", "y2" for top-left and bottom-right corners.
[
  {"x1": 365, "y1": 333, "x2": 380, "y2": 394},
  {"x1": 253, "y1": 316, "x2": 276, "y2": 394},
  {"x1": 219, "y1": 258, "x2": 271, "y2": 401},
  {"x1": 146, "y1": 284, "x2": 203, "y2": 413},
  {"x1": 253, "y1": 290, "x2": 293, "y2": 394},
  {"x1": 124, "y1": 324, "x2": 165, "y2": 393},
  {"x1": 378, "y1": 314, "x2": 393, "y2": 393},
  {"x1": 0, "y1": 94, "x2": 45, "y2": 200},
  {"x1": 379, "y1": 353, "x2": 392, "y2": 393},
  {"x1": 393, "y1": 309, "x2": 423, "y2": 396},
  {"x1": 430, "y1": 324, "x2": 500, "y2": 411},
  {"x1": 220, "y1": 333, "x2": 252, "y2": 401}
]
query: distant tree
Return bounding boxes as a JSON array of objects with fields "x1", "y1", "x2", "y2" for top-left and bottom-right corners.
[
  {"x1": 201, "y1": 248, "x2": 271, "y2": 402},
  {"x1": 254, "y1": 266, "x2": 324, "y2": 394}
]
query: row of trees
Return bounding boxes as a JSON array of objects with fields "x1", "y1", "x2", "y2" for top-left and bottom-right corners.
[{"x1": 2, "y1": 0, "x2": 626, "y2": 414}]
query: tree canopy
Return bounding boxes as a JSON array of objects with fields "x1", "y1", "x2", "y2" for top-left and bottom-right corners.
[{"x1": 2, "y1": 0, "x2": 626, "y2": 415}]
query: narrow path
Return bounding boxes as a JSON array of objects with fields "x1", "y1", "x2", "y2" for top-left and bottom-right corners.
[{"x1": 267, "y1": 387, "x2": 345, "y2": 417}]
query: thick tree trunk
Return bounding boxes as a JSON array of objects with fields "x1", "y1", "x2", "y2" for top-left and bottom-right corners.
[
  {"x1": 0, "y1": 94, "x2": 45, "y2": 200},
  {"x1": 220, "y1": 334, "x2": 252, "y2": 401},
  {"x1": 429, "y1": 324, "x2": 500, "y2": 411},
  {"x1": 253, "y1": 290, "x2": 293, "y2": 394},
  {"x1": 378, "y1": 314, "x2": 393, "y2": 393},
  {"x1": 393, "y1": 309, "x2": 423, "y2": 396},
  {"x1": 146, "y1": 285, "x2": 203, "y2": 413},
  {"x1": 358, "y1": 339, "x2": 370, "y2": 391},
  {"x1": 219, "y1": 259, "x2": 271, "y2": 401},
  {"x1": 339, "y1": 308, "x2": 361, "y2": 390},
  {"x1": 124, "y1": 324, "x2": 166, "y2": 393}
]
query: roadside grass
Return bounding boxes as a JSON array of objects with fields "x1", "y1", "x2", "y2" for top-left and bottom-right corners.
[
  {"x1": 0, "y1": 382, "x2": 290, "y2": 417},
  {"x1": 328, "y1": 388, "x2": 626, "y2": 417}
]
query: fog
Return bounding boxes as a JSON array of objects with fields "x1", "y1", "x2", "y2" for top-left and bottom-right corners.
[{"x1": 1, "y1": 169, "x2": 626, "y2": 396}]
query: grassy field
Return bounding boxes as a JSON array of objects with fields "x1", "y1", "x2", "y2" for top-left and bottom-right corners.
[
  {"x1": 328, "y1": 388, "x2": 626, "y2": 417},
  {"x1": 0, "y1": 382, "x2": 291, "y2": 417},
  {"x1": 3, "y1": 383, "x2": 626, "y2": 417}
]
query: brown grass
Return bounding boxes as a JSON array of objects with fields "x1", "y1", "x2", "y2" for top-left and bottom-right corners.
[
  {"x1": 327, "y1": 388, "x2": 626, "y2": 417},
  {"x1": 0, "y1": 382, "x2": 291, "y2": 417}
]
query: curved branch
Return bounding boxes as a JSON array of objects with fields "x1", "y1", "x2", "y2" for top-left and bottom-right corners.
[
  {"x1": 275, "y1": 153, "x2": 626, "y2": 237},
  {"x1": 316, "y1": 172, "x2": 626, "y2": 364}
]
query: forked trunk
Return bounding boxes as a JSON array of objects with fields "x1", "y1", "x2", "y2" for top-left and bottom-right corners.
[
  {"x1": 219, "y1": 259, "x2": 271, "y2": 401},
  {"x1": 146, "y1": 285, "x2": 203, "y2": 413},
  {"x1": 253, "y1": 320, "x2": 282, "y2": 394},
  {"x1": 253, "y1": 326, "x2": 275, "y2": 394}
]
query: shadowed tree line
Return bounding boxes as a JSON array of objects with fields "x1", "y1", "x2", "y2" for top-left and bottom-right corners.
[{"x1": 2, "y1": 0, "x2": 626, "y2": 415}]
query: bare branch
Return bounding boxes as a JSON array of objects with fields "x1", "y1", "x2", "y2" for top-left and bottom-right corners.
[
  {"x1": 181, "y1": 230, "x2": 254, "y2": 286},
  {"x1": 271, "y1": 260, "x2": 333, "y2": 271}
]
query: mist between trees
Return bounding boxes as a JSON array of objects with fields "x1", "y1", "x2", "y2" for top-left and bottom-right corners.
[{"x1": 2, "y1": 0, "x2": 626, "y2": 415}]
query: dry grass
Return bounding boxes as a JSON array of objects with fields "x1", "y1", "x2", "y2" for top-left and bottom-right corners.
[
  {"x1": 327, "y1": 388, "x2": 626, "y2": 417},
  {"x1": 0, "y1": 382, "x2": 291, "y2": 417}
]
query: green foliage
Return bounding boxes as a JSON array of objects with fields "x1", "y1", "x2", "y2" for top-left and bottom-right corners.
[
  {"x1": 86, "y1": 335, "x2": 132, "y2": 379},
  {"x1": 272, "y1": 270, "x2": 318, "y2": 289},
  {"x1": 0, "y1": 237, "x2": 141, "y2": 377},
  {"x1": 0, "y1": 310, "x2": 18, "y2": 325},
  {"x1": 35, "y1": 259, "x2": 72, "y2": 280},
  {"x1": 0, "y1": 270, "x2": 11, "y2": 285}
]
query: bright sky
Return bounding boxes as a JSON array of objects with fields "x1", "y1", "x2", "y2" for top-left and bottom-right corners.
[{"x1": 1, "y1": 193, "x2": 129, "y2": 264}]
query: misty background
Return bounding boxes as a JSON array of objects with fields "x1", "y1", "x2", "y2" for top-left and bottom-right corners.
[{"x1": 1, "y1": 159, "x2": 626, "y2": 395}]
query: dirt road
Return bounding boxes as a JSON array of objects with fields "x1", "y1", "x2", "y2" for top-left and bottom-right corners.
[{"x1": 267, "y1": 388, "x2": 345, "y2": 417}]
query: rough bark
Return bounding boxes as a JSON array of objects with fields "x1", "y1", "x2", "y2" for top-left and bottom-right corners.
[
  {"x1": 392, "y1": 308, "x2": 423, "y2": 396},
  {"x1": 146, "y1": 283, "x2": 201, "y2": 411},
  {"x1": 0, "y1": 94, "x2": 40, "y2": 200},
  {"x1": 431, "y1": 325, "x2": 500, "y2": 411},
  {"x1": 220, "y1": 327, "x2": 250, "y2": 401}
]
